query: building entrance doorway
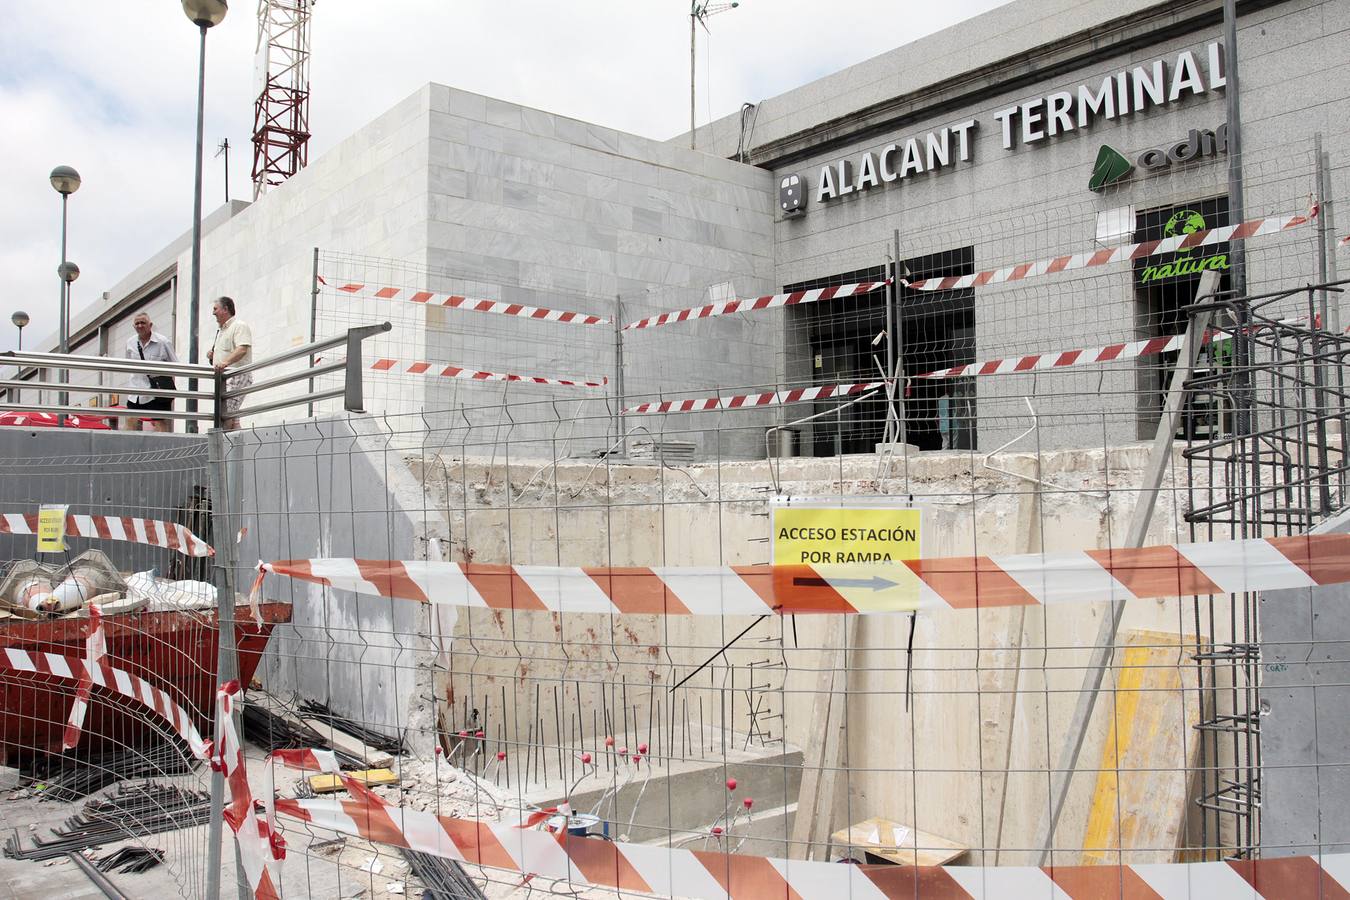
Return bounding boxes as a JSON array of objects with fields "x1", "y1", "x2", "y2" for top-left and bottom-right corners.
[{"x1": 786, "y1": 246, "x2": 975, "y2": 456}]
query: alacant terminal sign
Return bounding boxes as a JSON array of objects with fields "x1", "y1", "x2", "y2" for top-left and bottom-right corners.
[{"x1": 789, "y1": 41, "x2": 1228, "y2": 212}]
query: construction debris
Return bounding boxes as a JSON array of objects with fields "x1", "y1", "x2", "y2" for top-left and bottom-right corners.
[
  {"x1": 25, "y1": 741, "x2": 199, "y2": 802},
  {"x1": 298, "y1": 700, "x2": 407, "y2": 757},
  {"x1": 96, "y1": 845, "x2": 164, "y2": 874},
  {"x1": 399, "y1": 847, "x2": 487, "y2": 899},
  {"x1": 3, "y1": 783, "x2": 209, "y2": 861},
  {"x1": 308, "y1": 768, "x2": 398, "y2": 794}
]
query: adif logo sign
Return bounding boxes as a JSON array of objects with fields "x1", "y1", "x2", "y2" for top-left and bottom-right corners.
[{"x1": 780, "y1": 174, "x2": 804, "y2": 216}]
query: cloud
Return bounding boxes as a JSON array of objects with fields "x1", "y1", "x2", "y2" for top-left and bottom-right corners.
[{"x1": 0, "y1": 0, "x2": 1007, "y2": 355}]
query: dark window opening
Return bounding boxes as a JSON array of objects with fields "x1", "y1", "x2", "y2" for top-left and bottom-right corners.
[
  {"x1": 1133, "y1": 196, "x2": 1231, "y2": 439},
  {"x1": 785, "y1": 247, "x2": 975, "y2": 456}
]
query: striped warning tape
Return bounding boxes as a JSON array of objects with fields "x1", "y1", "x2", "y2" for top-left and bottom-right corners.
[
  {"x1": 0, "y1": 644, "x2": 209, "y2": 759},
  {"x1": 625, "y1": 381, "x2": 883, "y2": 415},
  {"x1": 0, "y1": 512, "x2": 214, "y2": 558},
  {"x1": 61, "y1": 604, "x2": 105, "y2": 751},
  {"x1": 323, "y1": 277, "x2": 609, "y2": 326},
  {"x1": 214, "y1": 682, "x2": 282, "y2": 900},
  {"x1": 268, "y1": 787, "x2": 1350, "y2": 899},
  {"x1": 623, "y1": 280, "x2": 891, "y2": 331},
  {"x1": 252, "y1": 533, "x2": 1350, "y2": 616},
  {"x1": 912, "y1": 331, "x2": 1199, "y2": 380},
  {"x1": 904, "y1": 211, "x2": 1314, "y2": 292},
  {"x1": 623, "y1": 331, "x2": 1219, "y2": 414},
  {"x1": 369, "y1": 358, "x2": 608, "y2": 389}
]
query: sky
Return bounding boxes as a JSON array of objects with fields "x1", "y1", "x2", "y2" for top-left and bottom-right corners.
[{"x1": 0, "y1": 0, "x2": 1010, "y2": 354}]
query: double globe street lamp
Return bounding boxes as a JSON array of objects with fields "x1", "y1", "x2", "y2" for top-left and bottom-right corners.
[
  {"x1": 50, "y1": 164, "x2": 81, "y2": 416},
  {"x1": 181, "y1": 0, "x2": 228, "y2": 430}
]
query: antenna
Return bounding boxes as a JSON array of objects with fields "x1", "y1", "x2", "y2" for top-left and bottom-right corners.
[
  {"x1": 252, "y1": 0, "x2": 314, "y2": 199},
  {"x1": 214, "y1": 138, "x2": 231, "y2": 203}
]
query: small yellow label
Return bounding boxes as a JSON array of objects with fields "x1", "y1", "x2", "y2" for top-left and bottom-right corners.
[
  {"x1": 772, "y1": 506, "x2": 920, "y2": 565},
  {"x1": 36, "y1": 505, "x2": 68, "y2": 553}
]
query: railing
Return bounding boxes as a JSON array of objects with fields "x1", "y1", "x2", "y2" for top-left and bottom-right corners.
[{"x1": 0, "y1": 322, "x2": 390, "y2": 428}]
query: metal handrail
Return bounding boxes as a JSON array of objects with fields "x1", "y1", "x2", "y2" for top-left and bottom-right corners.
[
  {"x1": 223, "y1": 360, "x2": 345, "y2": 399},
  {"x1": 0, "y1": 350, "x2": 212, "y2": 380},
  {"x1": 0, "y1": 379, "x2": 216, "y2": 402},
  {"x1": 0, "y1": 322, "x2": 391, "y2": 428},
  {"x1": 0, "y1": 402, "x2": 209, "y2": 422}
]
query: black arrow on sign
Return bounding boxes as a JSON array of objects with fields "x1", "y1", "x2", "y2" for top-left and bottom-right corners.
[{"x1": 793, "y1": 575, "x2": 898, "y2": 591}]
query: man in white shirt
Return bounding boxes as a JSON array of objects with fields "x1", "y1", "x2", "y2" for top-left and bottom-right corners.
[
  {"x1": 124, "y1": 312, "x2": 179, "y2": 432},
  {"x1": 207, "y1": 296, "x2": 252, "y2": 431}
]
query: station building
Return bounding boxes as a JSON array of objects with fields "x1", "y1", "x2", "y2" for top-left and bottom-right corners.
[{"x1": 18, "y1": 0, "x2": 1348, "y2": 457}]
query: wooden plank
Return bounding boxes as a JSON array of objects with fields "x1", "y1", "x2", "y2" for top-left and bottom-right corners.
[
  {"x1": 1078, "y1": 629, "x2": 1201, "y2": 865},
  {"x1": 308, "y1": 768, "x2": 398, "y2": 794},
  {"x1": 789, "y1": 615, "x2": 856, "y2": 860},
  {"x1": 831, "y1": 816, "x2": 968, "y2": 867},
  {"x1": 301, "y1": 717, "x2": 395, "y2": 769}
]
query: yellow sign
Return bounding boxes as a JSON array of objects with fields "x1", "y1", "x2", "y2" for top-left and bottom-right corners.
[
  {"x1": 772, "y1": 506, "x2": 920, "y2": 565},
  {"x1": 37, "y1": 504, "x2": 69, "y2": 553}
]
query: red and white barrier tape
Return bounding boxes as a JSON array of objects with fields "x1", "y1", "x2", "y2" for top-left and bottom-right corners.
[
  {"x1": 13, "y1": 651, "x2": 1350, "y2": 899},
  {"x1": 912, "y1": 331, "x2": 1200, "y2": 380},
  {"x1": 623, "y1": 332, "x2": 1225, "y2": 413},
  {"x1": 61, "y1": 605, "x2": 105, "y2": 750},
  {"x1": 370, "y1": 358, "x2": 608, "y2": 389},
  {"x1": 0, "y1": 645, "x2": 209, "y2": 759},
  {"x1": 252, "y1": 533, "x2": 1350, "y2": 616},
  {"x1": 905, "y1": 211, "x2": 1314, "y2": 291},
  {"x1": 271, "y1": 787, "x2": 1350, "y2": 899},
  {"x1": 625, "y1": 381, "x2": 883, "y2": 415},
  {"x1": 0, "y1": 512, "x2": 214, "y2": 558},
  {"x1": 623, "y1": 280, "x2": 891, "y2": 331},
  {"x1": 323, "y1": 277, "x2": 608, "y2": 326}
]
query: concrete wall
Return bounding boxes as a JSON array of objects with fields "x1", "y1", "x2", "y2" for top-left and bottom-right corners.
[
  {"x1": 1260, "y1": 506, "x2": 1350, "y2": 857},
  {"x1": 232, "y1": 417, "x2": 445, "y2": 750},
  {"x1": 413, "y1": 86, "x2": 777, "y2": 456},
  {"x1": 409, "y1": 440, "x2": 1239, "y2": 863},
  {"x1": 0, "y1": 428, "x2": 209, "y2": 575}
]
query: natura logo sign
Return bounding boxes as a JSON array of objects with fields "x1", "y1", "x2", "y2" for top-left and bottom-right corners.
[{"x1": 1138, "y1": 209, "x2": 1231, "y2": 284}]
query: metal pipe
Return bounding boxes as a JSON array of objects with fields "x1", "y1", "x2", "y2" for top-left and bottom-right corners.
[
  {"x1": 223, "y1": 360, "x2": 345, "y2": 399},
  {"x1": 0, "y1": 402, "x2": 213, "y2": 421},
  {"x1": 0, "y1": 379, "x2": 214, "y2": 401},
  {"x1": 614, "y1": 295, "x2": 625, "y2": 456},
  {"x1": 205, "y1": 427, "x2": 235, "y2": 900},
  {"x1": 690, "y1": 6, "x2": 697, "y2": 150},
  {"x1": 227, "y1": 322, "x2": 389, "y2": 379},
  {"x1": 58, "y1": 193, "x2": 70, "y2": 418},
  {"x1": 0, "y1": 350, "x2": 213, "y2": 379},
  {"x1": 1223, "y1": 0, "x2": 1247, "y2": 297},
  {"x1": 233, "y1": 386, "x2": 345, "y2": 419},
  {"x1": 66, "y1": 852, "x2": 131, "y2": 900},
  {"x1": 1324, "y1": 148, "x2": 1341, "y2": 334},
  {"x1": 307, "y1": 246, "x2": 319, "y2": 417},
  {"x1": 187, "y1": 22, "x2": 208, "y2": 431}
]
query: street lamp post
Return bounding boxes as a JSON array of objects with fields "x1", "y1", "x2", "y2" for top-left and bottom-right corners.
[
  {"x1": 50, "y1": 165, "x2": 80, "y2": 417},
  {"x1": 9, "y1": 311, "x2": 28, "y2": 406},
  {"x1": 690, "y1": 2, "x2": 739, "y2": 151},
  {"x1": 57, "y1": 262, "x2": 80, "y2": 418},
  {"x1": 182, "y1": 0, "x2": 228, "y2": 433}
]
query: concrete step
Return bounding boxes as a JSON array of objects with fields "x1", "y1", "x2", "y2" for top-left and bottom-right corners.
[{"x1": 523, "y1": 725, "x2": 802, "y2": 844}]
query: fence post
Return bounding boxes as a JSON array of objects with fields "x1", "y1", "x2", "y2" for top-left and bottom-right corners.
[
  {"x1": 205, "y1": 425, "x2": 245, "y2": 900},
  {"x1": 308, "y1": 246, "x2": 320, "y2": 418},
  {"x1": 613, "y1": 294, "x2": 626, "y2": 457}
]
